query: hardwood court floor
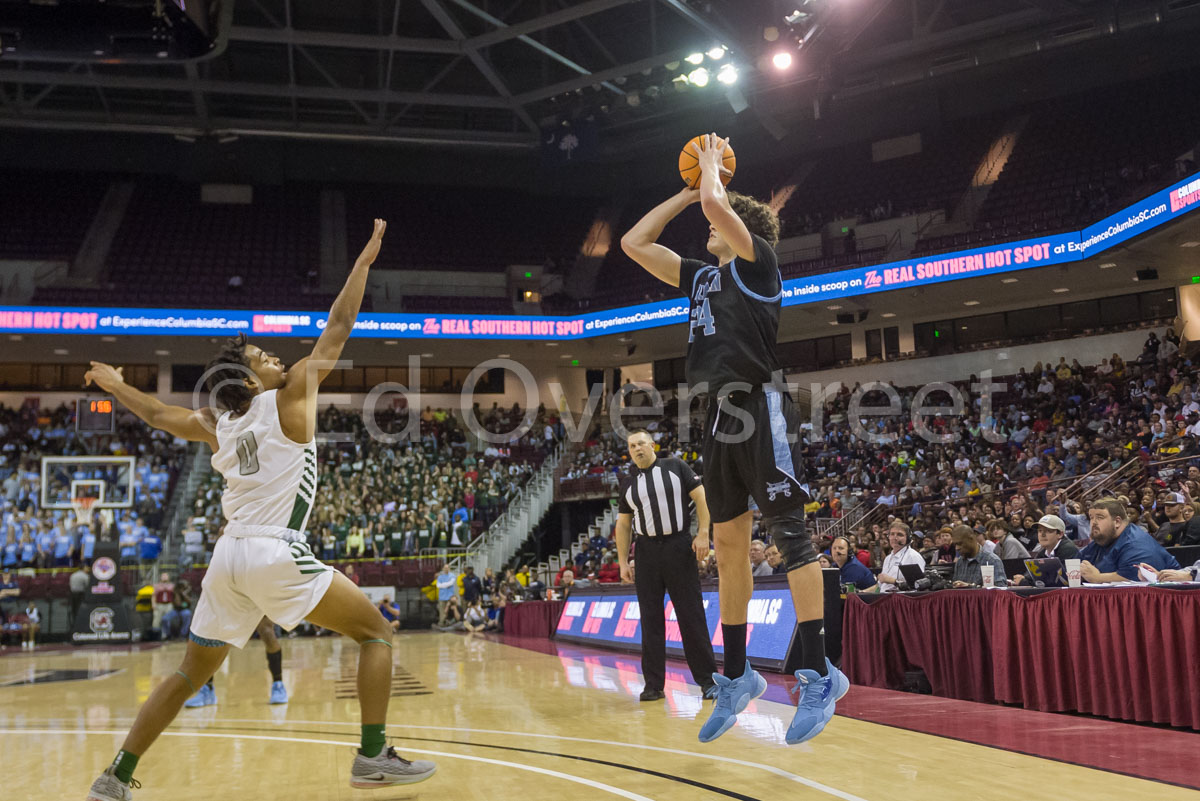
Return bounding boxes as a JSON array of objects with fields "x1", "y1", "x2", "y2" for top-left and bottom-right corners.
[{"x1": 2, "y1": 632, "x2": 1198, "y2": 801}]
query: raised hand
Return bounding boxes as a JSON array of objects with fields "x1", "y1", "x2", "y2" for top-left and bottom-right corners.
[
  {"x1": 354, "y1": 218, "x2": 388, "y2": 268},
  {"x1": 691, "y1": 133, "x2": 734, "y2": 183},
  {"x1": 83, "y1": 362, "x2": 125, "y2": 393}
]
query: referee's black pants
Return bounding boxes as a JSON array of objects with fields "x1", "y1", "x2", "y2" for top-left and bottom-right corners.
[{"x1": 635, "y1": 533, "x2": 718, "y2": 692}]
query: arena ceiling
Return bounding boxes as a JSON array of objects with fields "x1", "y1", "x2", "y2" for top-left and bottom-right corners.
[{"x1": 0, "y1": 0, "x2": 1194, "y2": 153}]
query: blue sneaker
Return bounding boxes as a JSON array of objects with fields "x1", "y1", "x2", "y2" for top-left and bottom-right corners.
[
  {"x1": 785, "y1": 659, "x2": 849, "y2": 745},
  {"x1": 183, "y1": 684, "x2": 216, "y2": 708},
  {"x1": 697, "y1": 666, "x2": 767, "y2": 743},
  {"x1": 269, "y1": 680, "x2": 288, "y2": 705}
]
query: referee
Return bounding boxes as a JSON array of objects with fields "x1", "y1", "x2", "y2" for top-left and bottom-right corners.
[{"x1": 615, "y1": 429, "x2": 718, "y2": 702}]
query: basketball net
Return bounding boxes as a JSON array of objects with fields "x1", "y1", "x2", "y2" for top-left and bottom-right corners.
[{"x1": 71, "y1": 497, "x2": 97, "y2": 529}]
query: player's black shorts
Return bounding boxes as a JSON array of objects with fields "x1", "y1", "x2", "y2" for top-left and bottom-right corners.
[{"x1": 701, "y1": 386, "x2": 810, "y2": 524}]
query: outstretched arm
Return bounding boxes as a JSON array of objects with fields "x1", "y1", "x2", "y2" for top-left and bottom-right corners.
[
  {"x1": 695, "y1": 133, "x2": 755, "y2": 262},
  {"x1": 287, "y1": 218, "x2": 386, "y2": 388},
  {"x1": 84, "y1": 363, "x2": 218, "y2": 449},
  {"x1": 278, "y1": 219, "x2": 386, "y2": 440},
  {"x1": 620, "y1": 188, "x2": 698, "y2": 287}
]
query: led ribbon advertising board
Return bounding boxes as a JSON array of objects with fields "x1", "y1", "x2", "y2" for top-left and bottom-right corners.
[{"x1": 4, "y1": 171, "x2": 1198, "y2": 341}]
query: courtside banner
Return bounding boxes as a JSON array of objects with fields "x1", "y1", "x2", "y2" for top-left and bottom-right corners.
[{"x1": 554, "y1": 588, "x2": 798, "y2": 668}]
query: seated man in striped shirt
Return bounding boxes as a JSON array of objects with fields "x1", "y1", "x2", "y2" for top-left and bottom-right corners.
[{"x1": 951, "y1": 524, "x2": 1008, "y2": 588}]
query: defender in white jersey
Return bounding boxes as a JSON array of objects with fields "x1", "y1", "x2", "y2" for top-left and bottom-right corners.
[{"x1": 83, "y1": 220, "x2": 436, "y2": 801}]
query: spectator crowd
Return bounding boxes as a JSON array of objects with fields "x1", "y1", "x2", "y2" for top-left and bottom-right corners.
[
  {"x1": 179, "y1": 402, "x2": 561, "y2": 567},
  {"x1": 549, "y1": 326, "x2": 1200, "y2": 592},
  {"x1": 0, "y1": 403, "x2": 184, "y2": 572}
]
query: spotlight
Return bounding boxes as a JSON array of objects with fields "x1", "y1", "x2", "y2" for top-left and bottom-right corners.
[
  {"x1": 685, "y1": 52, "x2": 704, "y2": 65},
  {"x1": 626, "y1": 91, "x2": 640, "y2": 107},
  {"x1": 772, "y1": 51, "x2": 793, "y2": 70},
  {"x1": 716, "y1": 64, "x2": 738, "y2": 85},
  {"x1": 688, "y1": 67, "x2": 710, "y2": 87},
  {"x1": 707, "y1": 45, "x2": 726, "y2": 61}
]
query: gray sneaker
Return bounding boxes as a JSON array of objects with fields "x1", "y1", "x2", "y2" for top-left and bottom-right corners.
[
  {"x1": 350, "y1": 746, "x2": 437, "y2": 788},
  {"x1": 86, "y1": 768, "x2": 140, "y2": 801}
]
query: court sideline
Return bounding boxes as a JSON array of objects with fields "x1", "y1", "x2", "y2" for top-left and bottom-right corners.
[{"x1": 2, "y1": 632, "x2": 1197, "y2": 800}]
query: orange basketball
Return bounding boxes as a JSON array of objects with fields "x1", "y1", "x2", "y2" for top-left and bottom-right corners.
[{"x1": 678, "y1": 136, "x2": 736, "y2": 189}]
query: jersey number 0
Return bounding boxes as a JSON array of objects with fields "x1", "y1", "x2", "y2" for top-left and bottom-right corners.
[{"x1": 235, "y1": 431, "x2": 261, "y2": 476}]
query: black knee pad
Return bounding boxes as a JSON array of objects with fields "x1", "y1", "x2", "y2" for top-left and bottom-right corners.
[{"x1": 765, "y1": 511, "x2": 818, "y2": 571}]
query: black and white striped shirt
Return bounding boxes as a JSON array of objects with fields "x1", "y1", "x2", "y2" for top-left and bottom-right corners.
[{"x1": 617, "y1": 457, "x2": 702, "y2": 537}]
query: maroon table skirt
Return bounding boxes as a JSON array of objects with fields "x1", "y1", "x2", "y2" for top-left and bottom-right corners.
[
  {"x1": 844, "y1": 587, "x2": 1200, "y2": 729},
  {"x1": 504, "y1": 600, "x2": 567, "y2": 638}
]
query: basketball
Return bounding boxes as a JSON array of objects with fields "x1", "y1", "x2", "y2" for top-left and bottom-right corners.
[{"x1": 678, "y1": 135, "x2": 736, "y2": 189}]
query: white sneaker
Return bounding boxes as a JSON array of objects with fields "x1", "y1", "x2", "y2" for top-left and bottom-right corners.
[
  {"x1": 86, "y1": 767, "x2": 139, "y2": 801},
  {"x1": 350, "y1": 746, "x2": 436, "y2": 788}
]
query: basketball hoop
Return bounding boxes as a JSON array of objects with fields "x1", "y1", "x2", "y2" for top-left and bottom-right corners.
[{"x1": 72, "y1": 497, "x2": 97, "y2": 529}]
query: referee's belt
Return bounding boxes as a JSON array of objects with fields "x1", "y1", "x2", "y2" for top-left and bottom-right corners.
[{"x1": 637, "y1": 532, "x2": 684, "y2": 539}]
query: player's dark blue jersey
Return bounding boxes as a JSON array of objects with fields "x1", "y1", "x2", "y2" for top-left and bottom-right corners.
[{"x1": 679, "y1": 234, "x2": 782, "y2": 396}]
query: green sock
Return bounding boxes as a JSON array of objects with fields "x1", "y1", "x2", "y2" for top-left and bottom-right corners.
[
  {"x1": 360, "y1": 724, "x2": 386, "y2": 758},
  {"x1": 111, "y1": 750, "x2": 139, "y2": 784}
]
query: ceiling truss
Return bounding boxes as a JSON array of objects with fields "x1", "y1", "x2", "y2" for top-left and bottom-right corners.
[{"x1": 0, "y1": 0, "x2": 1188, "y2": 149}]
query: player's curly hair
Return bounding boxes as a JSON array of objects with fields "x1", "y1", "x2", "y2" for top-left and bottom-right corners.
[
  {"x1": 727, "y1": 191, "x2": 780, "y2": 247},
  {"x1": 206, "y1": 332, "x2": 255, "y2": 416}
]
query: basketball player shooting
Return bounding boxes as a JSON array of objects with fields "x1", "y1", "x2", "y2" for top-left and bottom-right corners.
[
  {"x1": 82, "y1": 219, "x2": 436, "y2": 801},
  {"x1": 620, "y1": 134, "x2": 848, "y2": 745}
]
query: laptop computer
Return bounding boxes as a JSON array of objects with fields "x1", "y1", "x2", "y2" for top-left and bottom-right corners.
[
  {"x1": 898, "y1": 563, "x2": 927, "y2": 589},
  {"x1": 1001, "y1": 558, "x2": 1029, "y2": 581},
  {"x1": 1023, "y1": 557, "x2": 1065, "y2": 587}
]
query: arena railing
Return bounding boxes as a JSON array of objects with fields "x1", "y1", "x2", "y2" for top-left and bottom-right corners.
[
  {"x1": 1145, "y1": 450, "x2": 1200, "y2": 480},
  {"x1": 450, "y1": 441, "x2": 563, "y2": 576},
  {"x1": 835, "y1": 465, "x2": 1129, "y2": 538},
  {"x1": 1075, "y1": 457, "x2": 1148, "y2": 505},
  {"x1": 1059, "y1": 456, "x2": 1124, "y2": 500},
  {"x1": 817, "y1": 502, "x2": 884, "y2": 541}
]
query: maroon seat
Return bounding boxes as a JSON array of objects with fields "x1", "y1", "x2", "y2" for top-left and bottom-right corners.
[
  {"x1": 27, "y1": 575, "x2": 51, "y2": 599},
  {"x1": 48, "y1": 573, "x2": 71, "y2": 599}
]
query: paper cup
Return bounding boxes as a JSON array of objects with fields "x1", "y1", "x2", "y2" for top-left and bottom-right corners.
[
  {"x1": 981, "y1": 564, "x2": 995, "y2": 588},
  {"x1": 1065, "y1": 558, "x2": 1082, "y2": 588}
]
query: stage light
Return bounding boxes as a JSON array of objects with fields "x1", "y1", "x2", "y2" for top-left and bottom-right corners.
[
  {"x1": 772, "y1": 51, "x2": 793, "y2": 70},
  {"x1": 716, "y1": 64, "x2": 738, "y2": 85},
  {"x1": 707, "y1": 46, "x2": 726, "y2": 61},
  {"x1": 688, "y1": 67, "x2": 710, "y2": 87},
  {"x1": 685, "y1": 52, "x2": 705, "y2": 65}
]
